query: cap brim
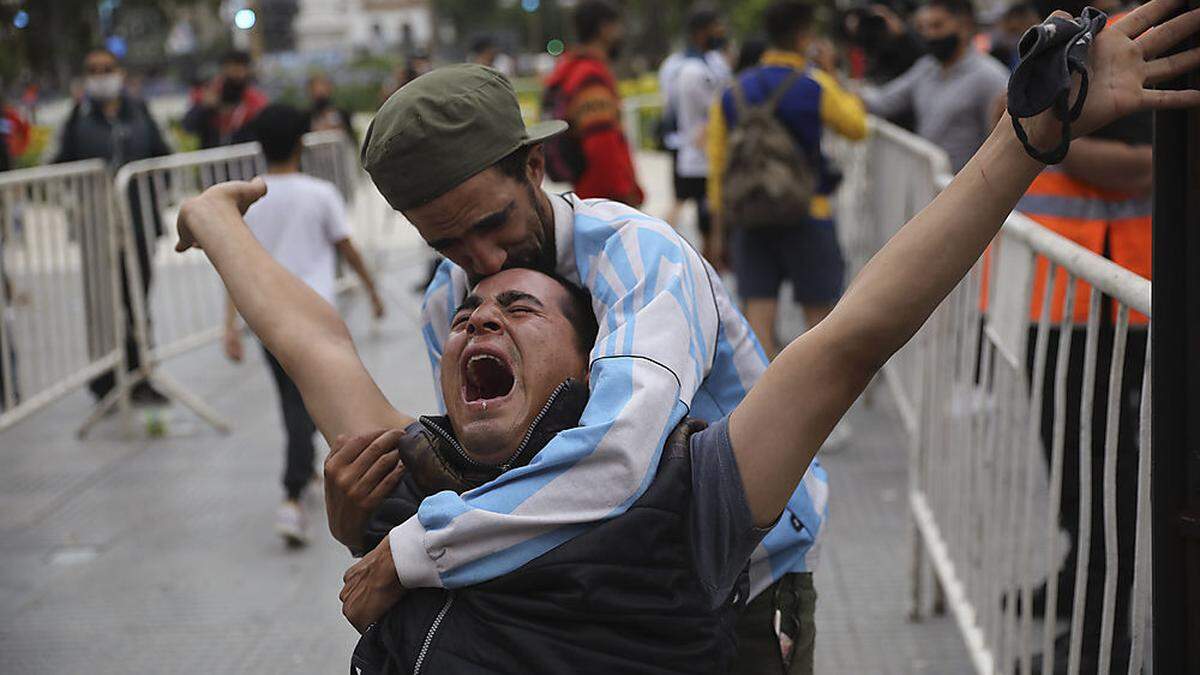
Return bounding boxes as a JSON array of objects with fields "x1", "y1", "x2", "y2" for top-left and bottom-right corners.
[{"x1": 523, "y1": 120, "x2": 569, "y2": 145}]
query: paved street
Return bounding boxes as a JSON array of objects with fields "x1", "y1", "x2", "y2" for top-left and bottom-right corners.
[{"x1": 0, "y1": 155, "x2": 973, "y2": 673}]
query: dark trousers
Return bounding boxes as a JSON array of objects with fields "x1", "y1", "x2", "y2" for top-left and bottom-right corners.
[
  {"x1": 262, "y1": 345, "x2": 317, "y2": 501},
  {"x1": 1028, "y1": 325, "x2": 1146, "y2": 668},
  {"x1": 731, "y1": 573, "x2": 816, "y2": 675},
  {"x1": 0, "y1": 323, "x2": 17, "y2": 409},
  {"x1": 88, "y1": 201, "x2": 155, "y2": 399}
]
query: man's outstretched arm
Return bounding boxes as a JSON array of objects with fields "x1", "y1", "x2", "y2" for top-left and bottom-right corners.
[
  {"x1": 174, "y1": 180, "x2": 413, "y2": 442},
  {"x1": 729, "y1": 0, "x2": 1200, "y2": 527}
]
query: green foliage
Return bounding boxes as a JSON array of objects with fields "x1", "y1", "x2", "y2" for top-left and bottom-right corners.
[{"x1": 720, "y1": 0, "x2": 776, "y2": 39}]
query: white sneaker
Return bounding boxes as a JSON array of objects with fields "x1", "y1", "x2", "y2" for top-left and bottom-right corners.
[
  {"x1": 276, "y1": 500, "x2": 308, "y2": 548},
  {"x1": 822, "y1": 419, "x2": 853, "y2": 453}
]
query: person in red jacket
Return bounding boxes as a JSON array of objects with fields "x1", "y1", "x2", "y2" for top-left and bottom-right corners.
[
  {"x1": 544, "y1": 0, "x2": 644, "y2": 206},
  {"x1": 182, "y1": 50, "x2": 269, "y2": 148}
]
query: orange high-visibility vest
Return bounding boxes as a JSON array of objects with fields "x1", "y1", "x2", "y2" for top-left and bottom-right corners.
[{"x1": 1017, "y1": 166, "x2": 1152, "y2": 325}]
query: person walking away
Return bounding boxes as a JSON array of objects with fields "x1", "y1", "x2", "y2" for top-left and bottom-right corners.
[
  {"x1": 709, "y1": 2, "x2": 866, "y2": 356},
  {"x1": 53, "y1": 47, "x2": 174, "y2": 405},
  {"x1": 182, "y1": 50, "x2": 268, "y2": 149},
  {"x1": 672, "y1": 7, "x2": 731, "y2": 262},
  {"x1": 222, "y1": 104, "x2": 386, "y2": 546},
  {"x1": 542, "y1": 0, "x2": 644, "y2": 206},
  {"x1": 861, "y1": 0, "x2": 1009, "y2": 172},
  {"x1": 707, "y1": 4, "x2": 867, "y2": 669}
]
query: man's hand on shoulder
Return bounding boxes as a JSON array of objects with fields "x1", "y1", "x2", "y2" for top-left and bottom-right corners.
[
  {"x1": 324, "y1": 429, "x2": 406, "y2": 552},
  {"x1": 341, "y1": 534, "x2": 406, "y2": 634},
  {"x1": 174, "y1": 177, "x2": 267, "y2": 253}
]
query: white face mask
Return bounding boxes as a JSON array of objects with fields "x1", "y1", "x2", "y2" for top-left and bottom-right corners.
[{"x1": 84, "y1": 73, "x2": 123, "y2": 101}]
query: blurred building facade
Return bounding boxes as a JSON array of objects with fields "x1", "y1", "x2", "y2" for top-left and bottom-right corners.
[{"x1": 295, "y1": 0, "x2": 432, "y2": 53}]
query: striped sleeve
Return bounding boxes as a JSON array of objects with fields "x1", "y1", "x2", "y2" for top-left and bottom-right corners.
[
  {"x1": 394, "y1": 214, "x2": 719, "y2": 589},
  {"x1": 418, "y1": 258, "x2": 464, "y2": 413}
]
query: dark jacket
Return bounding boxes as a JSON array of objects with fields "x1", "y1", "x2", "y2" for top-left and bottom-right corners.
[
  {"x1": 53, "y1": 94, "x2": 171, "y2": 169},
  {"x1": 352, "y1": 381, "x2": 747, "y2": 674},
  {"x1": 53, "y1": 94, "x2": 172, "y2": 237}
]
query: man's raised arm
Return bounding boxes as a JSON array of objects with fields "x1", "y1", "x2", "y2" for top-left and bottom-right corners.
[
  {"x1": 174, "y1": 179, "x2": 413, "y2": 442},
  {"x1": 728, "y1": 0, "x2": 1200, "y2": 527}
]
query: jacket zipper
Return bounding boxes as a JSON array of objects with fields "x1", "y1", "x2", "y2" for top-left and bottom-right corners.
[
  {"x1": 500, "y1": 380, "x2": 570, "y2": 471},
  {"x1": 420, "y1": 418, "x2": 490, "y2": 471},
  {"x1": 420, "y1": 380, "x2": 571, "y2": 476},
  {"x1": 412, "y1": 592, "x2": 455, "y2": 675}
]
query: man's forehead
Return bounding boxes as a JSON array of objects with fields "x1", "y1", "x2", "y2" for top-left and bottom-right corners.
[
  {"x1": 86, "y1": 52, "x2": 117, "y2": 66},
  {"x1": 468, "y1": 269, "x2": 562, "y2": 304},
  {"x1": 409, "y1": 168, "x2": 513, "y2": 231}
]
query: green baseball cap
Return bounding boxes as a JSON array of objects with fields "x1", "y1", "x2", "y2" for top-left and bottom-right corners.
[{"x1": 360, "y1": 64, "x2": 567, "y2": 212}]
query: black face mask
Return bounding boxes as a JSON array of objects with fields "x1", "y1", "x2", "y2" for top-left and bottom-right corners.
[
  {"x1": 607, "y1": 39, "x2": 624, "y2": 60},
  {"x1": 705, "y1": 35, "x2": 728, "y2": 51},
  {"x1": 312, "y1": 96, "x2": 332, "y2": 111},
  {"x1": 925, "y1": 33, "x2": 961, "y2": 63},
  {"x1": 221, "y1": 78, "x2": 247, "y2": 104}
]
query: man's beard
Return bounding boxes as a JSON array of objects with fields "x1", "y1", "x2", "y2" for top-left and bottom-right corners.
[{"x1": 466, "y1": 181, "x2": 556, "y2": 285}]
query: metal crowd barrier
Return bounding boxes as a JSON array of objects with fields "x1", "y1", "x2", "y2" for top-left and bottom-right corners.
[
  {"x1": 78, "y1": 143, "x2": 267, "y2": 435},
  {"x1": 0, "y1": 159, "x2": 126, "y2": 433},
  {"x1": 836, "y1": 117, "x2": 1153, "y2": 674}
]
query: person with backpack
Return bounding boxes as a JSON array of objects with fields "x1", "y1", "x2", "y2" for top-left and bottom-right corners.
[
  {"x1": 671, "y1": 8, "x2": 732, "y2": 262},
  {"x1": 709, "y1": 1, "x2": 867, "y2": 359},
  {"x1": 54, "y1": 47, "x2": 174, "y2": 406},
  {"x1": 541, "y1": 0, "x2": 644, "y2": 206}
]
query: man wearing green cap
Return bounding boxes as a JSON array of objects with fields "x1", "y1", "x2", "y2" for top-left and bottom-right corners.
[{"x1": 353, "y1": 61, "x2": 831, "y2": 670}]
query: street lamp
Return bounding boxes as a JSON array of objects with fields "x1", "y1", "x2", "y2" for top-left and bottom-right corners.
[{"x1": 234, "y1": 8, "x2": 257, "y2": 30}]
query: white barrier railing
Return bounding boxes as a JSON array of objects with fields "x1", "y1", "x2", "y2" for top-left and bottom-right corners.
[
  {"x1": 0, "y1": 160, "x2": 126, "y2": 433},
  {"x1": 302, "y1": 129, "x2": 359, "y2": 205},
  {"x1": 837, "y1": 117, "x2": 1153, "y2": 674},
  {"x1": 79, "y1": 142, "x2": 266, "y2": 434},
  {"x1": 70, "y1": 131, "x2": 418, "y2": 436}
]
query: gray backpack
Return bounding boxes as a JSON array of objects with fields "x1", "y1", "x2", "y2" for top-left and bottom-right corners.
[{"x1": 721, "y1": 70, "x2": 816, "y2": 230}]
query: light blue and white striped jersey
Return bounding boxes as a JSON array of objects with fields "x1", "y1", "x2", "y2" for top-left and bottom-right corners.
[{"x1": 391, "y1": 191, "x2": 829, "y2": 599}]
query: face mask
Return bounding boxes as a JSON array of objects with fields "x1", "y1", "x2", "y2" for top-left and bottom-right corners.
[
  {"x1": 925, "y1": 33, "x2": 961, "y2": 63},
  {"x1": 312, "y1": 96, "x2": 332, "y2": 110},
  {"x1": 607, "y1": 39, "x2": 624, "y2": 60},
  {"x1": 705, "y1": 35, "x2": 728, "y2": 52},
  {"x1": 84, "y1": 73, "x2": 123, "y2": 101},
  {"x1": 221, "y1": 78, "x2": 247, "y2": 103}
]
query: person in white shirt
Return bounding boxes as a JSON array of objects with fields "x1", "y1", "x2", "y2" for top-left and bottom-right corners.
[
  {"x1": 222, "y1": 103, "x2": 385, "y2": 546},
  {"x1": 672, "y1": 8, "x2": 732, "y2": 262}
]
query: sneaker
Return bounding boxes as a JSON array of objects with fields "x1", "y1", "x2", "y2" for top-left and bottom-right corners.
[
  {"x1": 130, "y1": 382, "x2": 170, "y2": 407},
  {"x1": 276, "y1": 500, "x2": 308, "y2": 548}
]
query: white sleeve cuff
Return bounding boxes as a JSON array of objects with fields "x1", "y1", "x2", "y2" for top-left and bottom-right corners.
[{"x1": 389, "y1": 516, "x2": 444, "y2": 589}]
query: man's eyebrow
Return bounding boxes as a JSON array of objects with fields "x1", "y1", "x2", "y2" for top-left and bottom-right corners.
[
  {"x1": 454, "y1": 294, "x2": 482, "y2": 315},
  {"x1": 427, "y1": 201, "x2": 515, "y2": 252},
  {"x1": 470, "y1": 201, "x2": 515, "y2": 233},
  {"x1": 494, "y1": 290, "x2": 544, "y2": 308}
]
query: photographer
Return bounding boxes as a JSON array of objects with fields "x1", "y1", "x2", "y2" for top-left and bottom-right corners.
[{"x1": 840, "y1": 2, "x2": 924, "y2": 129}]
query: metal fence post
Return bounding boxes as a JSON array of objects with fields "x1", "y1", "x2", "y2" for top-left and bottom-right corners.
[{"x1": 1150, "y1": 10, "x2": 1200, "y2": 667}]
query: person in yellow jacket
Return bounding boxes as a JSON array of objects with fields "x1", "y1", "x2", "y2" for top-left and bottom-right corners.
[{"x1": 707, "y1": 2, "x2": 866, "y2": 363}]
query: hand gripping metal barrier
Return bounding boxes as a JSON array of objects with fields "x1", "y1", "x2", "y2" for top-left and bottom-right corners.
[
  {"x1": 834, "y1": 117, "x2": 1153, "y2": 674},
  {"x1": 0, "y1": 160, "x2": 126, "y2": 434}
]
